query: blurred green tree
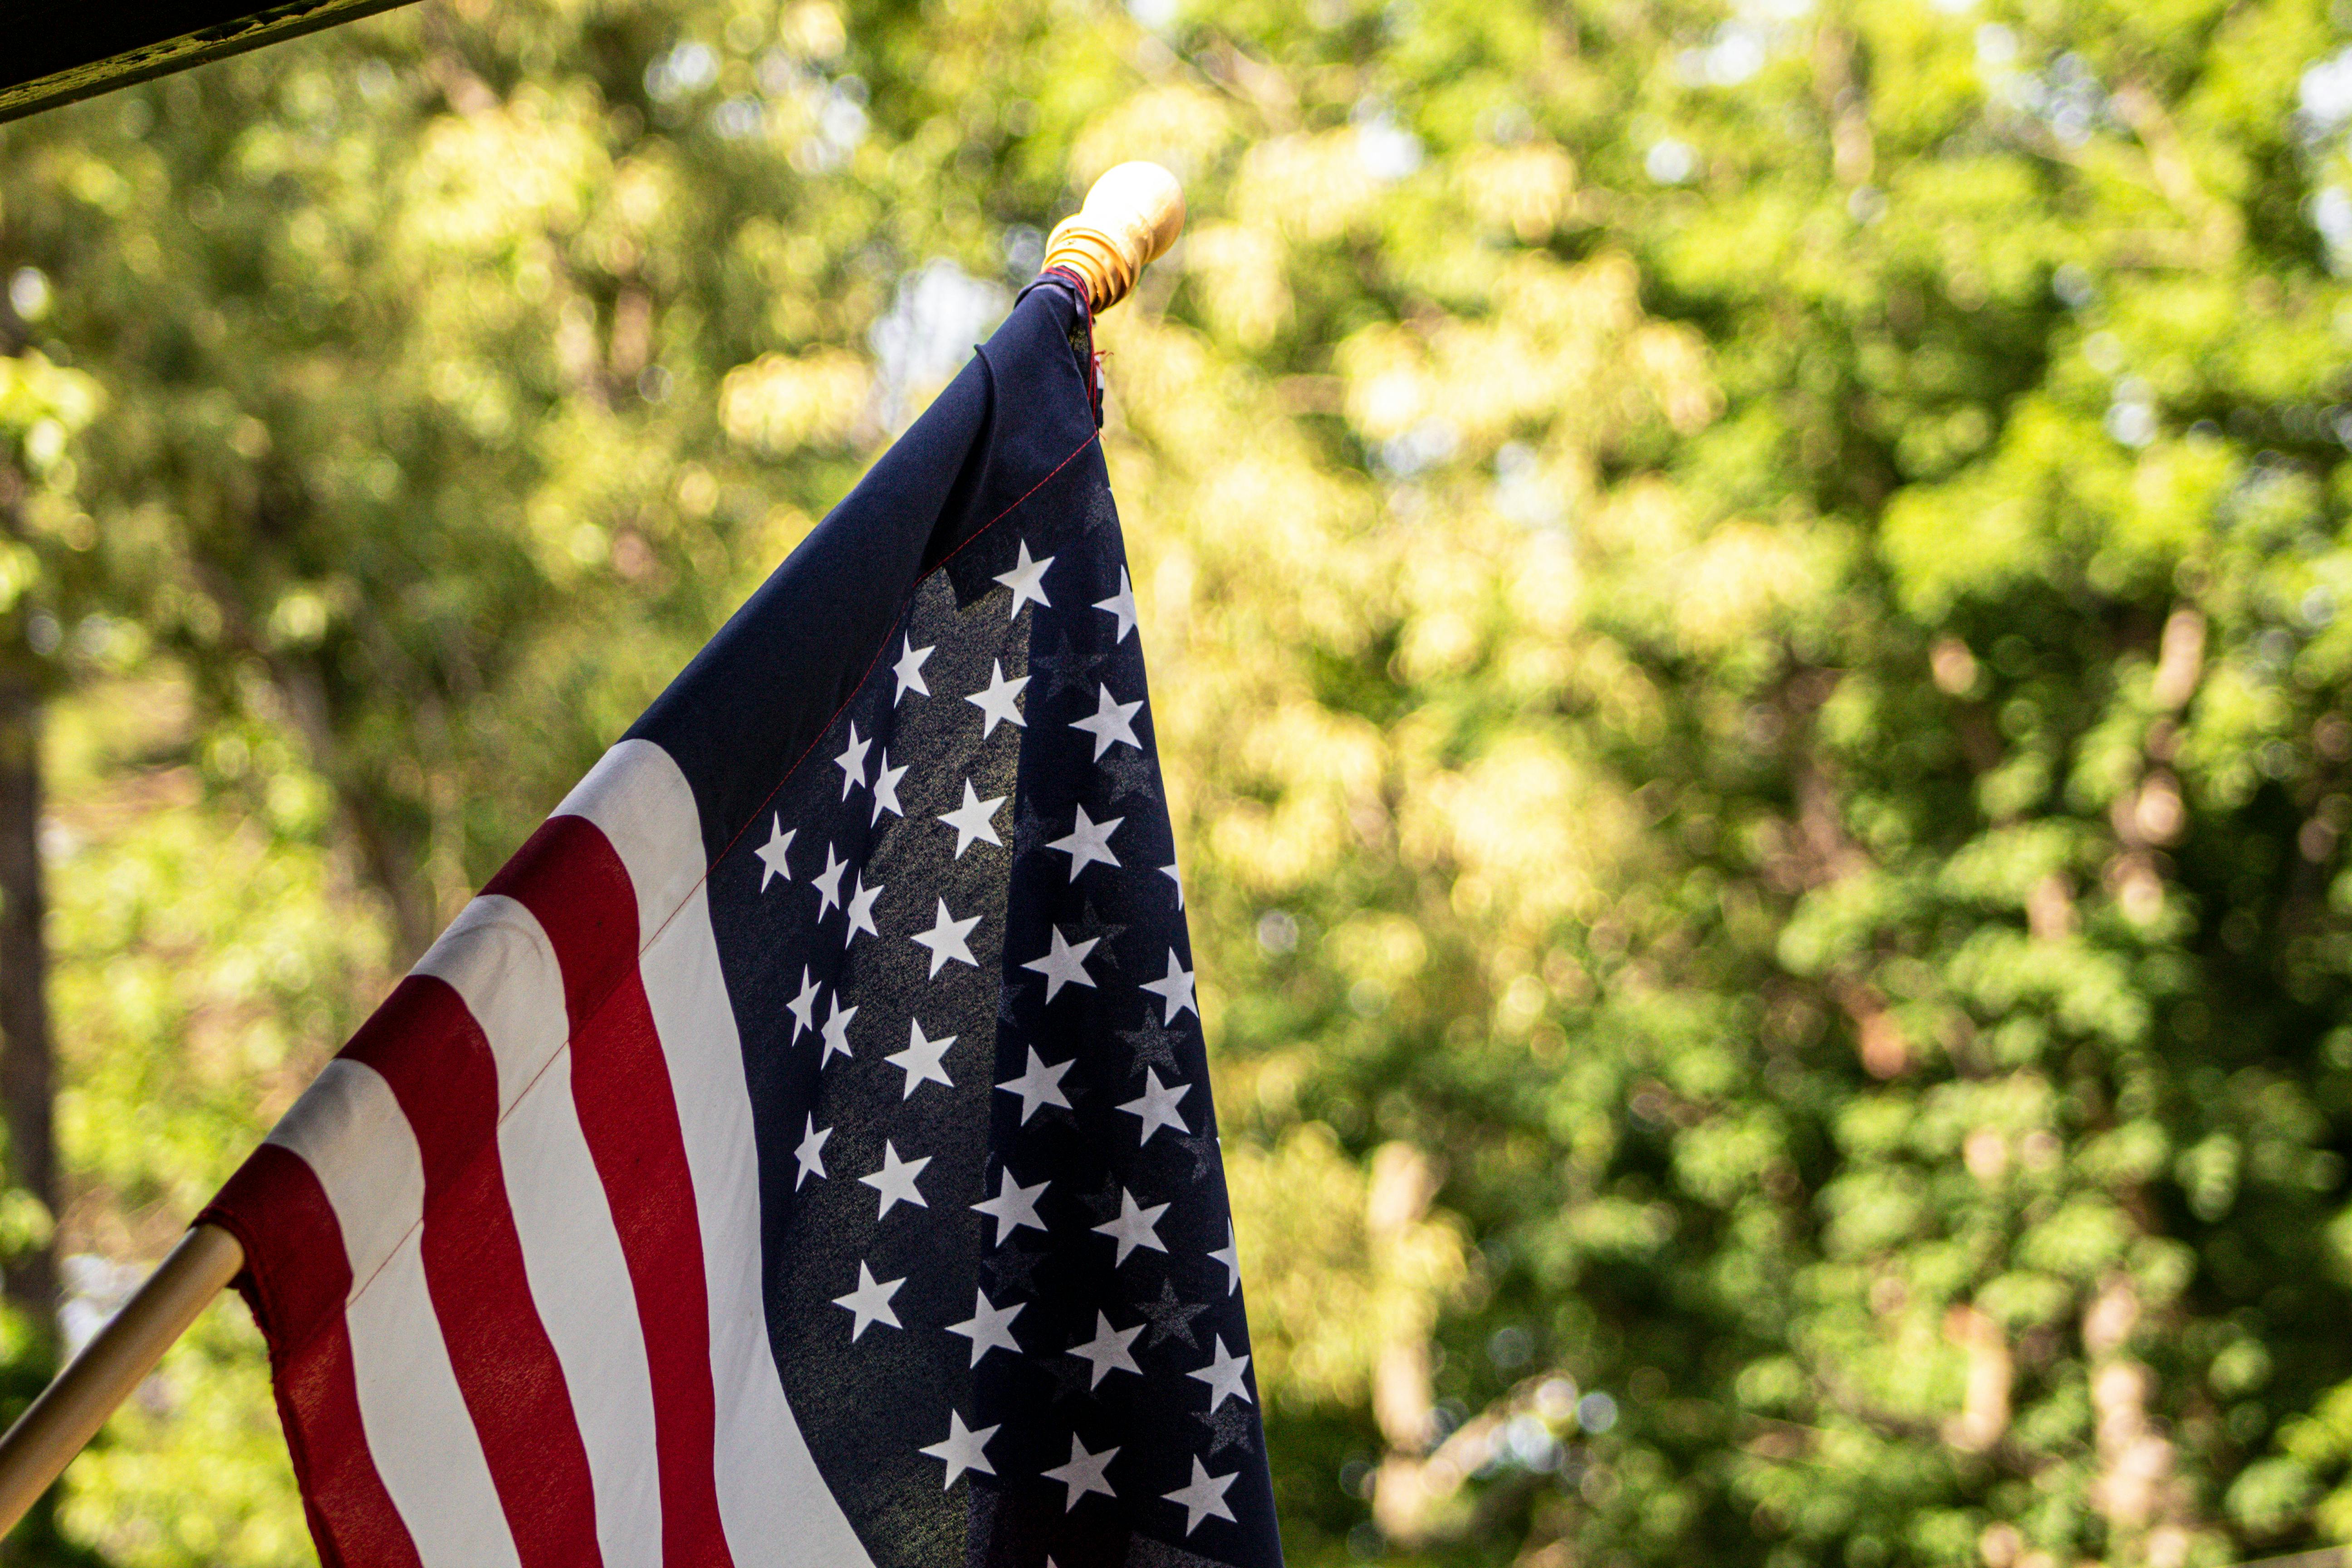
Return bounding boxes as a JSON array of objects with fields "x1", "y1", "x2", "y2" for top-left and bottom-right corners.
[
  {"x1": 10, "y1": 0, "x2": 2352, "y2": 1565},
  {"x1": 1098, "y1": 2, "x2": 2352, "y2": 1565},
  {"x1": 0, "y1": 273, "x2": 107, "y2": 1568}
]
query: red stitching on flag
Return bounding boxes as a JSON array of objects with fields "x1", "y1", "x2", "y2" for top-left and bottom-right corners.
[{"x1": 668, "y1": 425, "x2": 1103, "y2": 954}]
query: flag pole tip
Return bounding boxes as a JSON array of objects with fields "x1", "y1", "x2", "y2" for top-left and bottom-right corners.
[{"x1": 1042, "y1": 161, "x2": 1185, "y2": 314}]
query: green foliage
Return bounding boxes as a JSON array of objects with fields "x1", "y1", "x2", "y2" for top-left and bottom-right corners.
[{"x1": 7, "y1": 0, "x2": 2352, "y2": 1563}]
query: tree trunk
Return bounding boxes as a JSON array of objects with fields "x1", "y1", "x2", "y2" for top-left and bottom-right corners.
[{"x1": 0, "y1": 673, "x2": 56, "y2": 1334}]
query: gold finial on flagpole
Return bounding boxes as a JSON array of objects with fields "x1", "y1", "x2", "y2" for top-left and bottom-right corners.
[{"x1": 1041, "y1": 162, "x2": 1185, "y2": 314}]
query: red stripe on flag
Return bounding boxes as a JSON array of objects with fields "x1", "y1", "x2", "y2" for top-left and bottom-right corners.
[
  {"x1": 343, "y1": 976, "x2": 606, "y2": 1568},
  {"x1": 490, "y1": 816, "x2": 736, "y2": 1568},
  {"x1": 202, "y1": 1146, "x2": 424, "y2": 1568}
]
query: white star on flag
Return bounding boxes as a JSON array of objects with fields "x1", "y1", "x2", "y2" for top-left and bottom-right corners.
[
  {"x1": 910, "y1": 897, "x2": 981, "y2": 976},
  {"x1": 1116, "y1": 1068, "x2": 1191, "y2": 1146},
  {"x1": 1041, "y1": 1435, "x2": 1118, "y2": 1510},
  {"x1": 1142, "y1": 948, "x2": 1197, "y2": 1024},
  {"x1": 920, "y1": 1410, "x2": 999, "y2": 1488},
  {"x1": 938, "y1": 779, "x2": 1005, "y2": 857},
  {"x1": 966, "y1": 660, "x2": 1029, "y2": 737},
  {"x1": 835, "y1": 721, "x2": 872, "y2": 799},
  {"x1": 819, "y1": 995, "x2": 858, "y2": 1066},
  {"x1": 1070, "y1": 682, "x2": 1143, "y2": 760},
  {"x1": 1210, "y1": 1220, "x2": 1241, "y2": 1295},
  {"x1": 860, "y1": 1140, "x2": 930, "y2": 1218},
  {"x1": 972, "y1": 1167, "x2": 1049, "y2": 1244},
  {"x1": 1164, "y1": 1456, "x2": 1239, "y2": 1535},
  {"x1": 1092, "y1": 1186, "x2": 1170, "y2": 1265},
  {"x1": 1161, "y1": 859, "x2": 1184, "y2": 910},
  {"x1": 870, "y1": 750, "x2": 907, "y2": 823},
  {"x1": 755, "y1": 815, "x2": 795, "y2": 891},
  {"x1": 892, "y1": 634, "x2": 934, "y2": 703},
  {"x1": 993, "y1": 539, "x2": 1056, "y2": 618},
  {"x1": 811, "y1": 843, "x2": 847, "y2": 918},
  {"x1": 1067, "y1": 1310, "x2": 1144, "y2": 1387},
  {"x1": 832, "y1": 1261, "x2": 903, "y2": 1340},
  {"x1": 845, "y1": 873, "x2": 884, "y2": 943},
  {"x1": 995, "y1": 1048, "x2": 1074, "y2": 1124},
  {"x1": 886, "y1": 1019, "x2": 956, "y2": 1098},
  {"x1": 786, "y1": 967, "x2": 821, "y2": 1043},
  {"x1": 1046, "y1": 804, "x2": 1122, "y2": 880},
  {"x1": 1188, "y1": 1334, "x2": 1254, "y2": 1411},
  {"x1": 1094, "y1": 565, "x2": 1138, "y2": 642},
  {"x1": 794, "y1": 1114, "x2": 830, "y2": 1189},
  {"x1": 1022, "y1": 924, "x2": 1099, "y2": 1001},
  {"x1": 946, "y1": 1287, "x2": 1024, "y2": 1367}
]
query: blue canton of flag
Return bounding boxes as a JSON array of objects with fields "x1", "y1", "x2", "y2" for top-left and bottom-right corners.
[{"x1": 645, "y1": 275, "x2": 1280, "y2": 1567}]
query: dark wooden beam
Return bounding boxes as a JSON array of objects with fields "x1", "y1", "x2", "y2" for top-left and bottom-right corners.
[{"x1": 0, "y1": 0, "x2": 418, "y2": 125}]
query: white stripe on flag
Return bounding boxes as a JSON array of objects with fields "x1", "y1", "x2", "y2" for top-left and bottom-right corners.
[
  {"x1": 559, "y1": 740, "x2": 877, "y2": 1568},
  {"x1": 266, "y1": 1058, "x2": 524, "y2": 1568},
  {"x1": 416, "y1": 896, "x2": 666, "y2": 1568}
]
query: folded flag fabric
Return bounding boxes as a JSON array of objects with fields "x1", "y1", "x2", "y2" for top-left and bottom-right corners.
[{"x1": 199, "y1": 276, "x2": 1282, "y2": 1568}]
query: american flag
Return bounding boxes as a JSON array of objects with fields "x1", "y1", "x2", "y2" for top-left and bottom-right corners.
[{"x1": 199, "y1": 277, "x2": 1282, "y2": 1568}]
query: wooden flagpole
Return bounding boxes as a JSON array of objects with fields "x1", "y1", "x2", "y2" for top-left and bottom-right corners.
[
  {"x1": 0, "y1": 1224, "x2": 243, "y2": 1533},
  {"x1": 0, "y1": 157, "x2": 1183, "y2": 1539}
]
